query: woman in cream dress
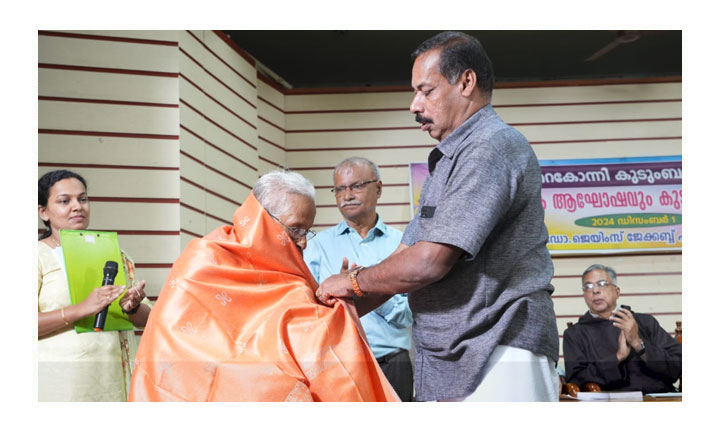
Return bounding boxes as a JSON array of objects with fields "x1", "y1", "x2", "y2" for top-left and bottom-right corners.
[{"x1": 38, "y1": 170, "x2": 151, "y2": 401}]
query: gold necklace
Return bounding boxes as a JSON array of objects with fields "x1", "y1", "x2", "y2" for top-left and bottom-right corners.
[{"x1": 49, "y1": 236, "x2": 61, "y2": 248}]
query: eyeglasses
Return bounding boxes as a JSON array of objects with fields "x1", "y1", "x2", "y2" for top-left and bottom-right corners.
[
  {"x1": 268, "y1": 212, "x2": 316, "y2": 241},
  {"x1": 330, "y1": 179, "x2": 378, "y2": 196},
  {"x1": 582, "y1": 280, "x2": 615, "y2": 292}
]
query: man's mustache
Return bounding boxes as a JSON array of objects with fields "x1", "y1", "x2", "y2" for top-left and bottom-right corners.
[
  {"x1": 415, "y1": 114, "x2": 433, "y2": 124},
  {"x1": 341, "y1": 200, "x2": 362, "y2": 207}
]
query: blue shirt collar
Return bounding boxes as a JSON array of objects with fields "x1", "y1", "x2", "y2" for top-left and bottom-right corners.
[{"x1": 335, "y1": 214, "x2": 388, "y2": 240}]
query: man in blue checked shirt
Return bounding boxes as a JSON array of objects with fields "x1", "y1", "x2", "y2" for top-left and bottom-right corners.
[{"x1": 304, "y1": 157, "x2": 414, "y2": 401}]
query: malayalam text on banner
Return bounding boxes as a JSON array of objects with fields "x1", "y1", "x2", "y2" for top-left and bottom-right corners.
[{"x1": 408, "y1": 156, "x2": 682, "y2": 255}]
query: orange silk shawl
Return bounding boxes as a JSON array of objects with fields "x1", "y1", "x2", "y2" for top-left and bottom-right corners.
[{"x1": 129, "y1": 193, "x2": 398, "y2": 402}]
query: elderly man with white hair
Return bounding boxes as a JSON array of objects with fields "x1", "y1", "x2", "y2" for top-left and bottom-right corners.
[
  {"x1": 130, "y1": 170, "x2": 398, "y2": 402},
  {"x1": 304, "y1": 157, "x2": 414, "y2": 401}
]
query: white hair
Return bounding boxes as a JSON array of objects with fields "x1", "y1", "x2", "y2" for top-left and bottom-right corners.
[
  {"x1": 333, "y1": 157, "x2": 381, "y2": 181},
  {"x1": 253, "y1": 170, "x2": 316, "y2": 217},
  {"x1": 582, "y1": 264, "x2": 618, "y2": 285}
]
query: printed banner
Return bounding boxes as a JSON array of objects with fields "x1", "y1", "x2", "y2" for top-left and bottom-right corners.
[{"x1": 409, "y1": 156, "x2": 682, "y2": 255}]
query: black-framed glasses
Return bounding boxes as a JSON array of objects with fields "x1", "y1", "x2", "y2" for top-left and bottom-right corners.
[
  {"x1": 268, "y1": 212, "x2": 316, "y2": 241},
  {"x1": 330, "y1": 179, "x2": 378, "y2": 196},
  {"x1": 582, "y1": 280, "x2": 615, "y2": 292}
]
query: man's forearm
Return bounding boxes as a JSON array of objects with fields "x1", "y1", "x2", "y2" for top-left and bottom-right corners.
[
  {"x1": 355, "y1": 294, "x2": 394, "y2": 317},
  {"x1": 355, "y1": 241, "x2": 462, "y2": 296}
]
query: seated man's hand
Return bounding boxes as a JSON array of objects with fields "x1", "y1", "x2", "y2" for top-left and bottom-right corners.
[
  {"x1": 610, "y1": 308, "x2": 642, "y2": 351},
  {"x1": 616, "y1": 331, "x2": 631, "y2": 362}
]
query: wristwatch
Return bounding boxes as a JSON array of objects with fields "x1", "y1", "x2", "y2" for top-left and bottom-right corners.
[
  {"x1": 634, "y1": 340, "x2": 646, "y2": 356},
  {"x1": 349, "y1": 266, "x2": 365, "y2": 297}
]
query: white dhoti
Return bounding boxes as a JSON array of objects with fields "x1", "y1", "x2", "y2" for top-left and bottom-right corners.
[{"x1": 441, "y1": 345, "x2": 559, "y2": 402}]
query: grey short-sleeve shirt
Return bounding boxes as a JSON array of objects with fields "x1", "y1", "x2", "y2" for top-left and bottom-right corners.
[{"x1": 403, "y1": 105, "x2": 559, "y2": 401}]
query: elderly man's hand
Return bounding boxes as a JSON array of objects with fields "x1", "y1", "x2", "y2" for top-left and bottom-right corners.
[
  {"x1": 315, "y1": 274, "x2": 355, "y2": 305},
  {"x1": 610, "y1": 307, "x2": 641, "y2": 350},
  {"x1": 616, "y1": 331, "x2": 631, "y2": 362},
  {"x1": 315, "y1": 257, "x2": 355, "y2": 305}
]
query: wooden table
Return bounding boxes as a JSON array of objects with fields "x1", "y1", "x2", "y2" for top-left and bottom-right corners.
[{"x1": 560, "y1": 394, "x2": 682, "y2": 402}]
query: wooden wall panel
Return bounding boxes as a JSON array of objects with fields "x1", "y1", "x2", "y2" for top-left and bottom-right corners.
[
  {"x1": 204, "y1": 143, "x2": 257, "y2": 187},
  {"x1": 289, "y1": 147, "x2": 431, "y2": 168},
  {"x1": 257, "y1": 143, "x2": 287, "y2": 170},
  {"x1": 89, "y1": 202, "x2": 179, "y2": 230},
  {"x1": 283, "y1": 120, "x2": 680, "y2": 149},
  {"x1": 285, "y1": 101, "x2": 681, "y2": 130},
  {"x1": 492, "y1": 83, "x2": 681, "y2": 104},
  {"x1": 258, "y1": 80, "x2": 286, "y2": 111},
  {"x1": 286, "y1": 110, "x2": 414, "y2": 130},
  {"x1": 179, "y1": 153, "x2": 206, "y2": 188},
  {"x1": 183, "y1": 31, "x2": 257, "y2": 102},
  {"x1": 116, "y1": 235, "x2": 181, "y2": 265},
  {"x1": 43, "y1": 167, "x2": 179, "y2": 199},
  {"x1": 39, "y1": 100, "x2": 179, "y2": 135},
  {"x1": 177, "y1": 30, "x2": 260, "y2": 259},
  {"x1": 258, "y1": 99, "x2": 286, "y2": 133},
  {"x1": 553, "y1": 253, "x2": 682, "y2": 275},
  {"x1": 257, "y1": 74, "x2": 287, "y2": 174},
  {"x1": 39, "y1": 69, "x2": 179, "y2": 104},
  {"x1": 205, "y1": 192, "x2": 241, "y2": 223},
  {"x1": 258, "y1": 122, "x2": 286, "y2": 149},
  {"x1": 531, "y1": 139, "x2": 682, "y2": 160},
  {"x1": 180, "y1": 205, "x2": 208, "y2": 238},
  {"x1": 285, "y1": 91, "x2": 412, "y2": 111},
  {"x1": 203, "y1": 32, "x2": 258, "y2": 85},
  {"x1": 38, "y1": 134, "x2": 179, "y2": 168},
  {"x1": 130, "y1": 268, "x2": 172, "y2": 299},
  {"x1": 514, "y1": 120, "x2": 681, "y2": 143},
  {"x1": 496, "y1": 101, "x2": 681, "y2": 123},
  {"x1": 64, "y1": 30, "x2": 180, "y2": 42},
  {"x1": 39, "y1": 35, "x2": 178, "y2": 72},
  {"x1": 178, "y1": 126, "x2": 206, "y2": 162},
  {"x1": 286, "y1": 129, "x2": 429, "y2": 149},
  {"x1": 179, "y1": 180, "x2": 206, "y2": 212},
  {"x1": 38, "y1": 31, "x2": 182, "y2": 304}
]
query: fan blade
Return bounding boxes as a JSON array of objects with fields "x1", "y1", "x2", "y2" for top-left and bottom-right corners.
[{"x1": 585, "y1": 39, "x2": 621, "y2": 62}]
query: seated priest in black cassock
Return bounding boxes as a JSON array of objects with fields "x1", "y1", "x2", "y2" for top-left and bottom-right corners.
[{"x1": 563, "y1": 264, "x2": 681, "y2": 394}]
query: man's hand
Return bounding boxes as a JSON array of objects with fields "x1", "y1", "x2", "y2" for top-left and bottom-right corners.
[
  {"x1": 315, "y1": 257, "x2": 354, "y2": 306},
  {"x1": 610, "y1": 307, "x2": 642, "y2": 351},
  {"x1": 616, "y1": 330, "x2": 631, "y2": 362}
]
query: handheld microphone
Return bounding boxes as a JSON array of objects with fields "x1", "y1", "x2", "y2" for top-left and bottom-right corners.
[{"x1": 93, "y1": 261, "x2": 119, "y2": 331}]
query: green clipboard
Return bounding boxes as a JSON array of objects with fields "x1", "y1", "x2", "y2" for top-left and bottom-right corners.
[{"x1": 59, "y1": 229, "x2": 134, "y2": 333}]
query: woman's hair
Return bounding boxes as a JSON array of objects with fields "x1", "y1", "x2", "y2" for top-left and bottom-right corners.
[
  {"x1": 38, "y1": 170, "x2": 87, "y2": 240},
  {"x1": 253, "y1": 170, "x2": 315, "y2": 217}
]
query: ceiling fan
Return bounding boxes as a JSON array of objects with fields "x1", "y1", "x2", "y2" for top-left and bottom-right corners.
[{"x1": 585, "y1": 30, "x2": 643, "y2": 62}]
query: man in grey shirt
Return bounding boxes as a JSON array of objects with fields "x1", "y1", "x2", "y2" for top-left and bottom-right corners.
[{"x1": 316, "y1": 31, "x2": 559, "y2": 401}]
